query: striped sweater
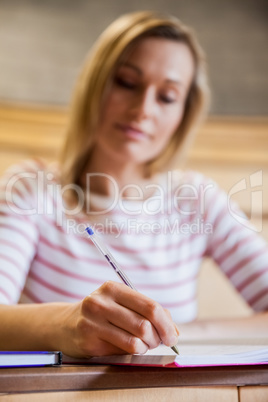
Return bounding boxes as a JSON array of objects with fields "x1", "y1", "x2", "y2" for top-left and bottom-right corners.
[{"x1": 0, "y1": 159, "x2": 267, "y2": 323}]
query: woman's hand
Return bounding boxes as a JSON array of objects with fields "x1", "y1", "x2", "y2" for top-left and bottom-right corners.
[{"x1": 61, "y1": 281, "x2": 179, "y2": 357}]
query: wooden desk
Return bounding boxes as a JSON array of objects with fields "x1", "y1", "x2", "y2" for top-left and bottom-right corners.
[{"x1": 0, "y1": 364, "x2": 268, "y2": 401}]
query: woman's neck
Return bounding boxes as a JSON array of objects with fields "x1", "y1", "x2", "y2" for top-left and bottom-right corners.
[{"x1": 81, "y1": 153, "x2": 156, "y2": 199}]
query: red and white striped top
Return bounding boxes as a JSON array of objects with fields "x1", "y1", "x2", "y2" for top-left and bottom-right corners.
[{"x1": 0, "y1": 159, "x2": 267, "y2": 323}]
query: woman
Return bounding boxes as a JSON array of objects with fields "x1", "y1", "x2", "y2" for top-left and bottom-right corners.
[{"x1": 0, "y1": 11, "x2": 267, "y2": 358}]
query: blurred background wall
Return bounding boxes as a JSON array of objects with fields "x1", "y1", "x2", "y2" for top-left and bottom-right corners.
[{"x1": 0, "y1": 0, "x2": 267, "y2": 115}]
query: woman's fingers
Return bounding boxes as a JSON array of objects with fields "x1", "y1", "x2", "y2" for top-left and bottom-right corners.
[
  {"x1": 106, "y1": 304, "x2": 161, "y2": 350},
  {"x1": 81, "y1": 285, "x2": 159, "y2": 352},
  {"x1": 164, "y1": 307, "x2": 180, "y2": 336},
  {"x1": 97, "y1": 322, "x2": 150, "y2": 355},
  {"x1": 75, "y1": 281, "x2": 179, "y2": 357},
  {"x1": 97, "y1": 281, "x2": 179, "y2": 347},
  {"x1": 77, "y1": 311, "x2": 149, "y2": 356}
]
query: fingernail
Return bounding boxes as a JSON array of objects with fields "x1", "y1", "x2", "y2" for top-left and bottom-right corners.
[
  {"x1": 140, "y1": 343, "x2": 148, "y2": 354},
  {"x1": 169, "y1": 334, "x2": 179, "y2": 347},
  {"x1": 174, "y1": 325, "x2": 180, "y2": 336},
  {"x1": 137, "y1": 339, "x2": 148, "y2": 355}
]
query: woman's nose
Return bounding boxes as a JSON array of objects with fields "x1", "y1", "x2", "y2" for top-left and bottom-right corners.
[{"x1": 129, "y1": 87, "x2": 157, "y2": 120}]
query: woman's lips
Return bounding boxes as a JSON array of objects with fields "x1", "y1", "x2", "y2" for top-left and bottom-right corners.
[{"x1": 115, "y1": 123, "x2": 149, "y2": 140}]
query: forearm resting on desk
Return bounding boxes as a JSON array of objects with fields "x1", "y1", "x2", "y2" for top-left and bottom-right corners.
[
  {"x1": 0, "y1": 282, "x2": 179, "y2": 357},
  {"x1": 178, "y1": 311, "x2": 268, "y2": 341},
  {"x1": 0, "y1": 303, "x2": 74, "y2": 351}
]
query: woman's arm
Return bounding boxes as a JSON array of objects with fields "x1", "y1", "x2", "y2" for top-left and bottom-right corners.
[
  {"x1": 200, "y1": 174, "x2": 268, "y2": 323},
  {"x1": 0, "y1": 281, "x2": 179, "y2": 357}
]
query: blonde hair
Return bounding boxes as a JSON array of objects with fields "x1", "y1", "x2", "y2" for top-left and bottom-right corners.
[{"x1": 60, "y1": 10, "x2": 210, "y2": 186}]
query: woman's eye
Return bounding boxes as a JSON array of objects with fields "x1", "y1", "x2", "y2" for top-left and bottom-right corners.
[
  {"x1": 115, "y1": 77, "x2": 136, "y2": 89},
  {"x1": 160, "y1": 95, "x2": 177, "y2": 104}
]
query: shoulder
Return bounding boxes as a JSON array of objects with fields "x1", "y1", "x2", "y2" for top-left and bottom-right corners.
[
  {"x1": 2, "y1": 158, "x2": 52, "y2": 177},
  {"x1": 161, "y1": 169, "x2": 229, "y2": 217},
  {"x1": 1, "y1": 158, "x2": 60, "y2": 187},
  {"x1": 0, "y1": 158, "x2": 61, "y2": 208},
  {"x1": 159, "y1": 168, "x2": 216, "y2": 185},
  {"x1": 165, "y1": 169, "x2": 220, "y2": 195}
]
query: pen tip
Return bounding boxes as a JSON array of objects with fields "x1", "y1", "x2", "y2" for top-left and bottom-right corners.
[{"x1": 171, "y1": 345, "x2": 180, "y2": 355}]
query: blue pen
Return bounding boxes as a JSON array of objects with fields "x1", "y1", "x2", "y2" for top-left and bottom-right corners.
[{"x1": 85, "y1": 226, "x2": 179, "y2": 355}]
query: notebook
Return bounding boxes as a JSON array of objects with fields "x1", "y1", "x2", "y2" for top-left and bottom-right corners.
[
  {"x1": 62, "y1": 342, "x2": 268, "y2": 368},
  {"x1": 0, "y1": 351, "x2": 62, "y2": 368}
]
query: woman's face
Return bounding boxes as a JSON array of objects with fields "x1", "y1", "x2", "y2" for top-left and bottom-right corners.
[{"x1": 93, "y1": 37, "x2": 195, "y2": 167}]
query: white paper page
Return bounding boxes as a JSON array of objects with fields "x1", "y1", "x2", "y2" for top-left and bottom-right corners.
[{"x1": 145, "y1": 341, "x2": 268, "y2": 365}]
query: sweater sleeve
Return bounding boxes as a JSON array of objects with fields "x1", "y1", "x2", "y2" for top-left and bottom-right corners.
[
  {"x1": 0, "y1": 161, "x2": 40, "y2": 304},
  {"x1": 203, "y1": 175, "x2": 268, "y2": 312}
]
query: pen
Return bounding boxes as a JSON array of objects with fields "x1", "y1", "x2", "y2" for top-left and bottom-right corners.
[{"x1": 85, "y1": 226, "x2": 179, "y2": 355}]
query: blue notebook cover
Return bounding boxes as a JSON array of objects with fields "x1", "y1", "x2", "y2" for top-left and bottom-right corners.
[{"x1": 0, "y1": 351, "x2": 62, "y2": 368}]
